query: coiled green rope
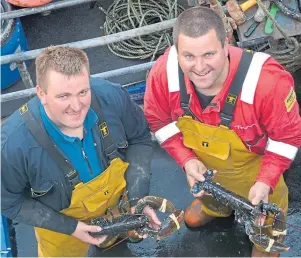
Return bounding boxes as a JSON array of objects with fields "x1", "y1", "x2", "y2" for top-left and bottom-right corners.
[{"x1": 100, "y1": 0, "x2": 184, "y2": 61}]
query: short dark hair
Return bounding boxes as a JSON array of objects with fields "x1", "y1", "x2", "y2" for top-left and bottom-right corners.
[
  {"x1": 173, "y1": 6, "x2": 227, "y2": 48},
  {"x1": 36, "y1": 46, "x2": 90, "y2": 91}
]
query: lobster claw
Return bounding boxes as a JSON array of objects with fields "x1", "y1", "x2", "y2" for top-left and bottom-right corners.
[
  {"x1": 247, "y1": 202, "x2": 289, "y2": 254},
  {"x1": 156, "y1": 209, "x2": 185, "y2": 240},
  {"x1": 134, "y1": 196, "x2": 185, "y2": 240},
  {"x1": 260, "y1": 203, "x2": 288, "y2": 243},
  {"x1": 270, "y1": 206, "x2": 287, "y2": 243},
  {"x1": 249, "y1": 234, "x2": 290, "y2": 253}
]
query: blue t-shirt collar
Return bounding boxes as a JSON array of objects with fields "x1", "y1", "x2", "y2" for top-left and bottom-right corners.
[{"x1": 40, "y1": 104, "x2": 98, "y2": 143}]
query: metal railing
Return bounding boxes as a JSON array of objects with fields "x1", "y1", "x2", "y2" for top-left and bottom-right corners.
[
  {"x1": 1, "y1": 19, "x2": 175, "y2": 65},
  {"x1": 1, "y1": 61, "x2": 155, "y2": 103},
  {"x1": 1, "y1": 0, "x2": 176, "y2": 103},
  {"x1": 1, "y1": 18, "x2": 175, "y2": 92},
  {"x1": 1, "y1": 0, "x2": 97, "y2": 92}
]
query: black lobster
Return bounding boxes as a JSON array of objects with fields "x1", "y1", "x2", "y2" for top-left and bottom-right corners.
[
  {"x1": 89, "y1": 196, "x2": 184, "y2": 241},
  {"x1": 191, "y1": 170, "x2": 289, "y2": 254}
]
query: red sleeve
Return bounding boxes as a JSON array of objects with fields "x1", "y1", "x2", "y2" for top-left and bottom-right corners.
[
  {"x1": 256, "y1": 71, "x2": 301, "y2": 190},
  {"x1": 144, "y1": 56, "x2": 198, "y2": 168}
]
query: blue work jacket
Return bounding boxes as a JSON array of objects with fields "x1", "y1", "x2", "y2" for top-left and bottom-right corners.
[{"x1": 1, "y1": 78, "x2": 153, "y2": 235}]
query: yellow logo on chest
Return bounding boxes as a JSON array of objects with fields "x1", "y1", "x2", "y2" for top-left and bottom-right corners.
[
  {"x1": 99, "y1": 122, "x2": 109, "y2": 137},
  {"x1": 226, "y1": 93, "x2": 237, "y2": 105},
  {"x1": 19, "y1": 103, "x2": 28, "y2": 115}
]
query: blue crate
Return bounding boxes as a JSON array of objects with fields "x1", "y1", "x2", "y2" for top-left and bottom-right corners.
[{"x1": 124, "y1": 81, "x2": 146, "y2": 105}]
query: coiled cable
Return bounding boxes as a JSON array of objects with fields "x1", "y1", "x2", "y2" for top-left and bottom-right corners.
[{"x1": 98, "y1": 0, "x2": 184, "y2": 60}]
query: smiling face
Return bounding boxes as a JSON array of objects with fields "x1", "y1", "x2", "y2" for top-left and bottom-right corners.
[
  {"x1": 36, "y1": 66, "x2": 91, "y2": 134},
  {"x1": 177, "y1": 29, "x2": 229, "y2": 95}
]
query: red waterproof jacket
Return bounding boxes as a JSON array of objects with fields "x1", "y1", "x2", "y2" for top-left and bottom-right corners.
[{"x1": 144, "y1": 46, "x2": 301, "y2": 189}]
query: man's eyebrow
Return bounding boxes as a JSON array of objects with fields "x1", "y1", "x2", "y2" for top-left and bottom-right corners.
[
  {"x1": 79, "y1": 88, "x2": 90, "y2": 92},
  {"x1": 181, "y1": 51, "x2": 194, "y2": 55},
  {"x1": 203, "y1": 50, "x2": 217, "y2": 55},
  {"x1": 55, "y1": 92, "x2": 71, "y2": 97}
]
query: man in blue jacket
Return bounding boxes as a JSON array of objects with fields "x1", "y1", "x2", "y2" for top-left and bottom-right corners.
[{"x1": 1, "y1": 46, "x2": 159, "y2": 257}]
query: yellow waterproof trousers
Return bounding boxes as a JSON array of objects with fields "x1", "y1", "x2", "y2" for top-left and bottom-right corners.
[
  {"x1": 177, "y1": 116, "x2": 288, "y2": 246},
  {"x1": 34, "y1": 157, "x2": 129, "y2": 257}
]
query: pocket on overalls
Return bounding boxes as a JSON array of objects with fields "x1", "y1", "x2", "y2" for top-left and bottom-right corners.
[
  {"x1": 181, "y1": 128, "x2": 230, "y2": 160},
  {"x1": 82, "y1": 186, "x2": 111, "y2": 214},
  {"x1": 30, "y1": 181, "x2": 54, "y2": 198},
  {"x1": 82, "y1": 166, "x2": 127, "y2": 216},
  {"x1": 106, "y1": 179, "x2": 127, "y2": 210}
]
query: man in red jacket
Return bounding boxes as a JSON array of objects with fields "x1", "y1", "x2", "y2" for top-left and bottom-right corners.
[{"x1": 144, "y1": 6, "x2": 301, "y2": 257}]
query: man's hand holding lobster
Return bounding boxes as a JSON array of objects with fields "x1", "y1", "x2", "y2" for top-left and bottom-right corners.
[
  {"x1": 249, "y1": 181, "x2": 271, "y2": 205},
  {"x1": 130, "y1": 204, "x2": 161, "y2": 239},
  {"x1": 248, "y1": 181, "x2": 271, "y2": 226},
  {"x1": 72, "y1": 221, "x2": 108, "y2": 245},
  {"x1": 184, "y1": 158, "x2": 217, "y2": 197}
]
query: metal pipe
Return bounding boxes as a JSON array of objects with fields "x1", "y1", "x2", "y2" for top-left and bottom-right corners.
[
  {"x1": 1, "y1": 88, "x2": 36, "y2": 102},
  {"x1": 1, "y1": 0, "x2": 96, "y2": 20},
  {"x1": 1, "y1": 61, "x2": 155, "y2": 103},
  {"x1": 16, "y1": 62, "x2": 34, "y2": 88},
  {"x1": 1, "y1": 19, "x2": 176, "y2": 65},
  {"x1": 91, "y1": 61, "x2": 154, "y2": 78}
]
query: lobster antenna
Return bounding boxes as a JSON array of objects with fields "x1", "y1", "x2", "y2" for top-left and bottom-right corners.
[
  {"x1": 106, "y1": 207, "x2": 115, "y2": 219},
  {"x1": 119, "y1": 197, "x2": 141, "y2": 213}
]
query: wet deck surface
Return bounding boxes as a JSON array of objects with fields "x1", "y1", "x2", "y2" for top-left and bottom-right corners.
[{"x1": 2, "y1": 1, "x2": 301, "y2": 257}]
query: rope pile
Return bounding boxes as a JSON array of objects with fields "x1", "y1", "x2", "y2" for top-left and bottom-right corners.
[
  {"x1": 256, "y1": 0, "x2": 301, "y2": 73},
  {"x1": 99, "y1": 0, "x2": 184, "y2": 61},
  {"x1": 98, "y1": 0, "x2": 301, "y2": 73}
]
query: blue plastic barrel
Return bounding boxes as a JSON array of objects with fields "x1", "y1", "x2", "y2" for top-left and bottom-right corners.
[
  {"x1": 1, "y1": 215, "x2": 12, "y2": 257},
  {"x1": 1, "y1": 1, "x2": 29, "y2": 90}
]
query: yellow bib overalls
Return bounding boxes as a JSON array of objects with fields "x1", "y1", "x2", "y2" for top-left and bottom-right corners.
[
  {"x1": 21, "y1": 93, "x2": 130, "y2": 257},
  {"x1": 176, "y1": 51, "x2": 288, "y2": 249},
  {"x1": 35, "y1": 157, "x2": 128, "y2": 257}
]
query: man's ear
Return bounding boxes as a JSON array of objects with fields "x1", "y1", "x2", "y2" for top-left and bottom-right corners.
[{"x1": 36, "y1": 85, "x2": 47, "y2": 105}]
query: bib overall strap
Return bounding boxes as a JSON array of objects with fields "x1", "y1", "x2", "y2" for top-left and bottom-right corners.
[
  {"x1": 20, "y1": 104, "x2": 81, "y2": 189},
  {"x1": 220, "y1": 51, "x2": 253, "y2": 128},
  {"x1": 91, "y1": 91, "x2": 118, "y2": 162},
  {"x1": 178, "y1": 65, "x2": 194, "y2": 117}
]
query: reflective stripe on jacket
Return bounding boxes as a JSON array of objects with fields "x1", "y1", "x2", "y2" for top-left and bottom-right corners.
[{"x1": 144, "y1": 45, "x2": 301, "y2": 189}]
